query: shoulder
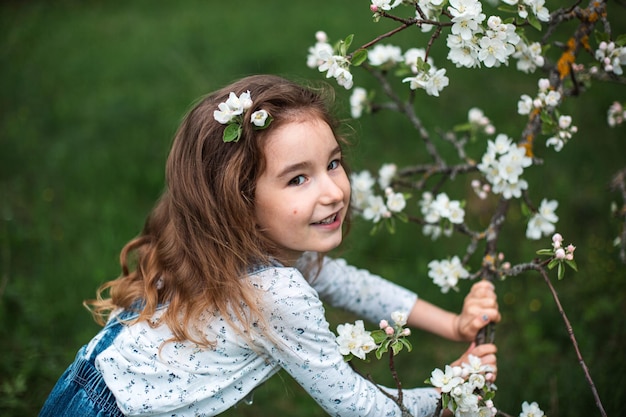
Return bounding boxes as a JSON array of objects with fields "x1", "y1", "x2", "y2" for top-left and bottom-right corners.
[{"x1": 249, "y1": 263, "x2": 314, "y2": 295}]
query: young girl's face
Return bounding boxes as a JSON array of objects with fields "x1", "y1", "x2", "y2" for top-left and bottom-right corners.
[{"x1": 254, "y1": 116, "x2": 351, "y2": 266}]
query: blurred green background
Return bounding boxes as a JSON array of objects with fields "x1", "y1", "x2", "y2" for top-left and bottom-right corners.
[{"x1": 1, "y1": 0, "x2": 625, "y2": 416}]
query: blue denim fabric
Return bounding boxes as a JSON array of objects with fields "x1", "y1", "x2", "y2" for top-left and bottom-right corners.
[{"x1": 39, "y1": 310, "x2": 137, "y2": 417}]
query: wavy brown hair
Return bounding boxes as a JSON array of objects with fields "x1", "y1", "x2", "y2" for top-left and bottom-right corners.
[{"x1": 85, "y1": 75, "x2": 350, "y2": 347}]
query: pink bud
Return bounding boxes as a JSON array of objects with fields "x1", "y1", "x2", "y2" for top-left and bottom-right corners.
[
  {"x1": 555, "y1": 248, "x2": 566, "y2": 259},
  {"x1": 370, "y1": 4, "x2": 379, "y2": 12},
  {"x1": 402, "y1": 328, "x2": 411, "y2": 336},
  {"x1": 566, "y1": 253, "x2": 574, "y2": 261},
  {"x1": 566, "y1": 244, "x2": 576, "y2": 253},
  {"x1": 385, "y1": 326, "x2": 395, "y2": 336},
  {"x1": 552, "y1": 233, "x2": 563, "y2": 243},
  {"x1": 379, "y1": 319, "x2": 389, "y2": 329}
]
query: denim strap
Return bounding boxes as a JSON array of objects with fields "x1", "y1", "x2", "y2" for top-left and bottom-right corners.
[{"x1": 70, "y1": 309, "x2": 137, "y2": 417}]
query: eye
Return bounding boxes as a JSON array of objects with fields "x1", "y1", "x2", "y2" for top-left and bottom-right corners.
[
  {"x1": 328, "y1": 159, "x2": 341, "y2": 170},
  {"x1": 288, "y1": 175, "x2": 306, "y2": 186}
]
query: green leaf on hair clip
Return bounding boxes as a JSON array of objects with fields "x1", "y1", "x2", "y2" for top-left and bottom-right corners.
[{"x1": 223, "y1": 123, "x2": 242, "y2": 143}]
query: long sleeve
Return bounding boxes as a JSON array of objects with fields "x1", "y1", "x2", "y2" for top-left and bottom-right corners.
[
  {"x1": 299, "y1": 253, "x2": 418, "y2": 325},
  {"x1": 253, "y1": 266, "x2": 439, "y2": 417}
]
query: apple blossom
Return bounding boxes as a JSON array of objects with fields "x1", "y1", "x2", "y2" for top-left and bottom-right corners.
[
  {"x1": 526, "y1": 199, "x2": 559, "y2": 239},
  {"x1": 336, "y1": 320, "x2": 377, "y2": 360},
  {"x1": 519, "y1": 401, "x2": 545, "y2": 417}
]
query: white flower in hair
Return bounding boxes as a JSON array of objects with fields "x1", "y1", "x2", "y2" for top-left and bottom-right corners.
[{"x1": 213, "y1": 90, "x2": 272, "y2": 142}]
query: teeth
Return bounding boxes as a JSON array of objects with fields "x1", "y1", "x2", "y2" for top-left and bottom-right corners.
[{"x1": 316, "y1": 214, "x2": 336, "y2": 225}]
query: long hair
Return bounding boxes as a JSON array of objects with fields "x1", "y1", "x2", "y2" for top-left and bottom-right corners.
[{"x1": 85, "y1": 75, "x2": 350, "y2": 347}]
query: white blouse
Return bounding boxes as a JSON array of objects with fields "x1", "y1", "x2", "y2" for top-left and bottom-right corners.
[{"x1": 91, "y1": 255, "x2": 440, "y2": 416}]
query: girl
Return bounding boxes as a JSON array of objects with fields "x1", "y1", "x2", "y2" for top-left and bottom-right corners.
[{"x1": 40, "y1": 74, "x2": 499, "y2": 417}]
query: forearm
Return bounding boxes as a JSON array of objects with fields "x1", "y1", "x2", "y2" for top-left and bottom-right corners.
[{"x1": 408, "y1": 298, "x2": 464, "y2": 342}]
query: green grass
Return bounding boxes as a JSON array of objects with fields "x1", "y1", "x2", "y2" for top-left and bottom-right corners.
[{"x1": 2, "y1": 0, "x2": 626, "y2": 416}]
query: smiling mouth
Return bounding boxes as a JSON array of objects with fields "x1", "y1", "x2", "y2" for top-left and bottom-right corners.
[{"x1": 313, "y1": 213, "x2": 338, "y2": 225}]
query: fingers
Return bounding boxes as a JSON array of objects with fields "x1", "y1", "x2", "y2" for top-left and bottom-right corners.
[{"x1": 466, "y1": 280, "x2": 501, "y2": 324}]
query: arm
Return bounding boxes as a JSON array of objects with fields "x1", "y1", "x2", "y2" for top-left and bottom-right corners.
[
  {"x1": 257, "y1": 266, "x2": 440, "y2": 417},
  {"x1": 302, "y1": 254, "x2": 500, "y2": 342}
]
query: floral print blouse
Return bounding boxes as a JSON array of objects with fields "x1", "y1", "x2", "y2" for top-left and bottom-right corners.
[{"x1": 91, "y1": 254, "x2": 440, "y2": 416}]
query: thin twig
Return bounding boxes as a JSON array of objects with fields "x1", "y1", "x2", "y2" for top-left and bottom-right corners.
[{"x1": 504, "y1": 262, "x2": 608, "y2": 417}]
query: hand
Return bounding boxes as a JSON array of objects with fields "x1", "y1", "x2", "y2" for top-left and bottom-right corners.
[
  {"x1": 450, "y1": 342, "x2": 498, "y2": 381},
  {"x1": 453, "y1": 280, "x2": 501, "y2": 342}
]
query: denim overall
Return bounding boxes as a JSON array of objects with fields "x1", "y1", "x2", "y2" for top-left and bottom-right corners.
[{"x1": 39, "y1": 310, "x2": 137, "y2": 417}]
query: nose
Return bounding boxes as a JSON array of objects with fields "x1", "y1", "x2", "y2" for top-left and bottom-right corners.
[{"x1": 319, "y1": 173, "x2": 346, "y2": 206}]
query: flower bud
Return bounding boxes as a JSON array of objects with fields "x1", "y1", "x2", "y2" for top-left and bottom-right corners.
[
  {"x1": 379, "y1": 319, "x2": 389, "y2": 329},
  {"x1": 315, "y1": 31, "x2": 328, "y2": 43},
  {"x1": 555, "y1": 248, "x2": 566, "y2": 259},
  {"x1": 385, "y1": 326, "x2": 395, "y2": 336}
]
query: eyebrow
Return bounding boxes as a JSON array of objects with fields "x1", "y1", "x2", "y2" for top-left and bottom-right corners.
[{"x1": 275, "y1": 145, "x2": 342, "y2": 179}]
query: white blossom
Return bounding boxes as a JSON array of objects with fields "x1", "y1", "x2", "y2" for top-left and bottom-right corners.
[
  {"x1": 349, "y1": 87, "x2": 368, "y2": 119},
  {"x1": 513, "y1": 41, "x2": 545, "y2": 73},
  {"x1": 519, "y1": 401, "x2": 545, "y2": 417},
  {"x1": 386, "y1": 192, "x2": 407, "y2": 213},
  {"x1": 428, "y1": 256, "x2": 469, "y2": 293},
  {"x1": 368, "y1": 44, "x2": 403, "y2": 66},
  {"x1": 362, "y1": 195, "x2": 388, "y2": 223},
  {"x1": 526, "y1": 199, "x2": 559, "y2": 239},
  {"x1": 336, "y1": 320, "x2": 377, "y2": 360},
  {"x1": 378, "y1": 163, "x2": 397, "y2": 189},
  {"x1": 430, "y1": 365, "x2": 464, "y2": 393},
  {"x1": 478, "y1": 134, "x2": 532, "y2": 199}
]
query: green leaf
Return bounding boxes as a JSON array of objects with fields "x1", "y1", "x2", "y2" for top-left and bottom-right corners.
[
  {"x1": 484, "y1": 390, "x2": 496, "y2": 401},
  {"x1": 371, "y1": 329, "x2": 388, "y2": 344},
  {"x1": 375, "y1": 342, "x2": 388, "y2": 360},
  {"x1": 391, "y1": 341, "x2": 403, "y2": 355},
  {"x1": 222, "y1": 123, "x2": 242, "y2": 143},
  {"x1": 547, "y1": 258, "x2": 559, "y2": 270},
  {"x1": 400, "y1": 337, "x2": 413, "y2": 352},
  {"x1": 558, "y1": 262, "x2": 564, "y2": 280},
  {"x1": 595, "y1": 30, "x2": 610, "y2": 44},
  {"x1": 442, "y1": 394, "x2": 450, "y2": 409},
  {"x1": 385, "y1": 217, "x2": 396, "y2": 234},
  {"x1": 616, "y1": 34, "x2": 626, "y2": 47},
  {"x1": 339, "y1": 34, "x2": 354, "y2": 56},
  {"x1": 395, "y1": 212, "x2": 409, "y2": 224},
  {"x1": 453, "y1": 122, "x2": 473, "y2": 132},
  {"x1": 497, "y1": 4, "x2": 518, "y2": 14},
  {"x1": 536, "y1": 248, "x2": 554, "y2": 256},
  {"x1": 351, "y1": 49, "x2": 368, "y2": 66},
  {"x1": 527, "y1": 13, "x2": 542, "y2": 31},
  {"x1": 565, "y1": 259, "x2": 578, "y2": 271},
  {"x1": 344, "y1": 34, "x2": 354, "y2": 50},
  {"x1": 520, "y1": 202, "x2": 531, "y2": 217}
]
